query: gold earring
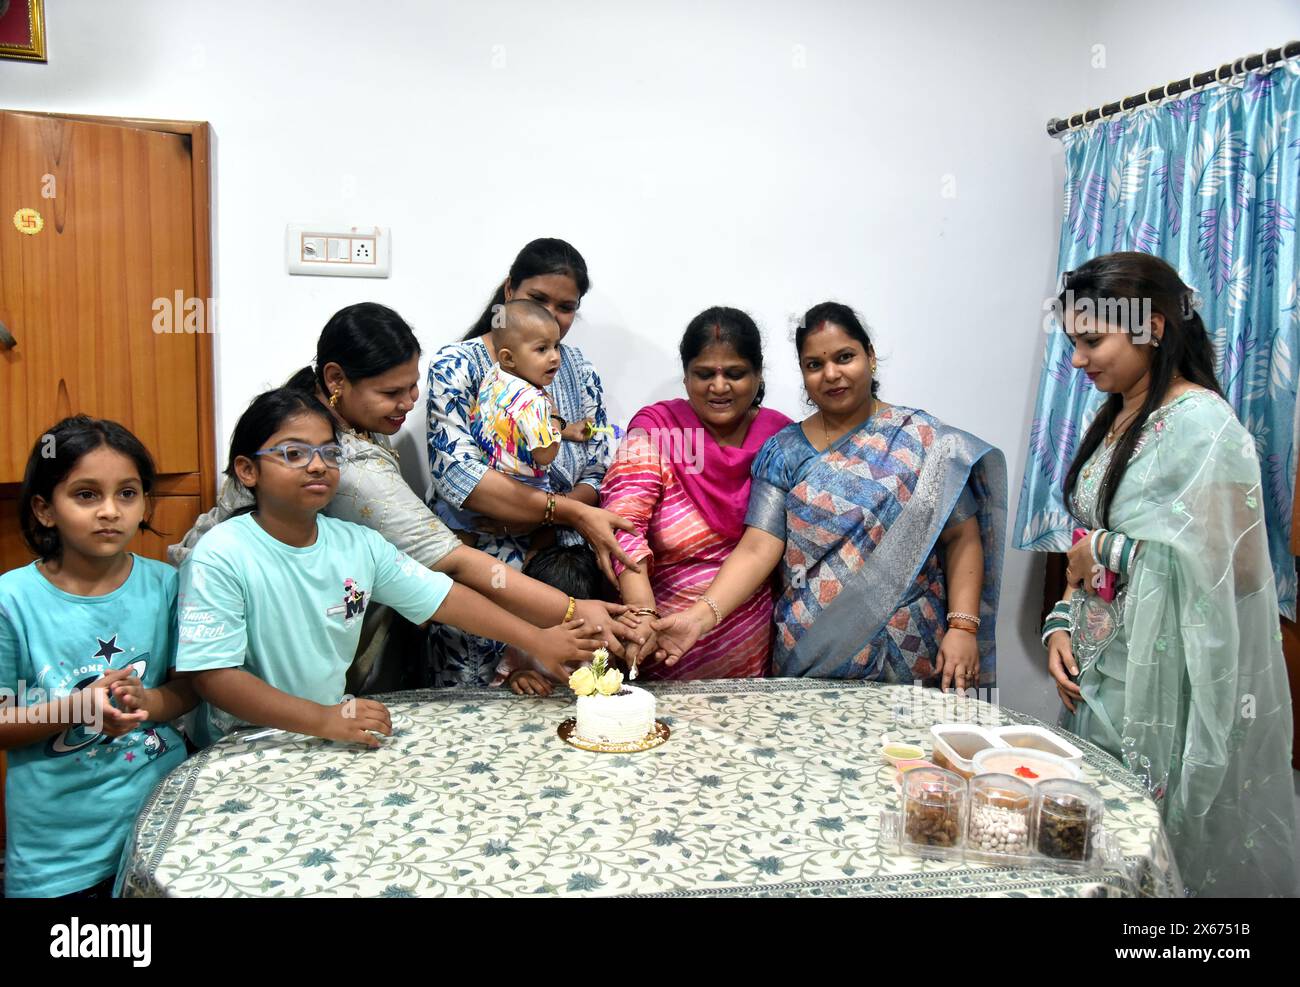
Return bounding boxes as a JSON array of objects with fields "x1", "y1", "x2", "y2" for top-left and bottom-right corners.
[{"x1": 329, "y1": 391, "x2": 340, "y2": 408}]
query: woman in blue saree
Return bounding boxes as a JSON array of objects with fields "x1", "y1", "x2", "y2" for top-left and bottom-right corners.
[
  {"x1": 1044, "y1": 252, "x2": 1296, "y2": 897},
  {"x1": 654, "y1": 302, "x2": 1006, "y2": 689}
]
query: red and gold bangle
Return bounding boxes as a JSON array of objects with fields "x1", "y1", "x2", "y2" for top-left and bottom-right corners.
[{"x1": 947, "y1": 611, "x2": 980, "y2": 633}]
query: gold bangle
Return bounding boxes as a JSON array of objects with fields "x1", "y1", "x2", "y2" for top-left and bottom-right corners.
[
  {"x1": 630, "y1": 606, "x2": 660, "y2": 618},
  {"x1": 563, "y1": 596, "x2": 576, "y2": 622},
  {"x1": 702, "y1": 598, "x2": 722, "y2": 629},
  {"x1": 543, "y1": 494, "x2": 557, "y2": 526}
]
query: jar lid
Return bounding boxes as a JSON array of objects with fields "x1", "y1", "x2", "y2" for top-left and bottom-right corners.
[
  {"x1": 1034, "y1": 778, "x2": 1102, "y2": 811},
  {"x1": 969, "y1": 772, "x2": 1033, "y2": 804},
  {"x1": 904, "y1": 766, "x2": 965, "y2": 801}
]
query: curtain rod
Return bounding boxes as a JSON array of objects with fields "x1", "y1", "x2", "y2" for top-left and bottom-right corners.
[{"x1": 1045, "y1": 40, "x2": 1300, "y2": 137}]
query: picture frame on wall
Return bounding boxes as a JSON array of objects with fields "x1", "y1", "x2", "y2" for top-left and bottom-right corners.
[{"x1": 0, "y1": 0, "x2": 45, "y2": 63}]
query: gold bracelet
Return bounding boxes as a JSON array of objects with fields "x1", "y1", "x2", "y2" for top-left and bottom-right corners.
[
  {"x1": 700, "y1": 595, "x2": 722, "y2": 629},
  {"x1": 630, "y1": 606, "x2": 661, "y2": 618},
  {"x1": 543, "y1": 494, "x2": 557, "y2": 526},
  {"x1": 563, "y1": 596, "x2": 576, "y2": 622}
]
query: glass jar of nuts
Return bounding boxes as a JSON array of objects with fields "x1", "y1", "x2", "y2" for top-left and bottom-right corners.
[
  {"x1": 902, "y1": 766, "x2": 966, "y2": 851},
  {"x1": 967, "y1": 773, "x2": 1032, "y2": 856},
  {"x1": 1033, "y1": 779, "x2": 1103, "y2": 862}
]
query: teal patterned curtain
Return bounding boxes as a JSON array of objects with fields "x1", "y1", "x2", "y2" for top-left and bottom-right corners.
[{"x1": 1016, "y1": 59, "x2": 1300, "y2": 618}]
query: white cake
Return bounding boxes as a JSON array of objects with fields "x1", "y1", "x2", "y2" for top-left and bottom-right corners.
[{"x1": 575, "y1": 685, "x2": 656, "y2": 745}]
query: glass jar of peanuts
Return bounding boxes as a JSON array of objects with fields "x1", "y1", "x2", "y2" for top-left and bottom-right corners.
[{"x1": 967, "y1": 773, "x2": 1032, "y2": 857}]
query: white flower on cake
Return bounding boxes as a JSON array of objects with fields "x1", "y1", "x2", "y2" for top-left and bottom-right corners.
[
  {"x1": 568, "y1": 647, "x2": 657, "y2": 745},
  {"x1": 595, "y1": 668, "x2": 623, "y2": 695},
  {"x1": 570, "y1": 647, "x2": 615, "y2": 697},
  {"x1": 568, "y1": 665, "x2": 597, "y2": 696}
]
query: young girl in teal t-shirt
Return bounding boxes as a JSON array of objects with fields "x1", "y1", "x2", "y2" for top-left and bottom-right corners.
[
  {"x1": 177, "y1": 388, "x2": 605, "y2": 747},
  {"x1": 0, "y1": 417, "x2": 196, "y2": 898}
]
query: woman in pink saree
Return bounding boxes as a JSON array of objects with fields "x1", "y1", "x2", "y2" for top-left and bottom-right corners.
[{"x1": 601, "y1": 308, "x2": 790, "y2": 678}]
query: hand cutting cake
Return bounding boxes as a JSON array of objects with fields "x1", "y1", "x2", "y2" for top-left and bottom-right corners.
[{"x1": 569, "y1": 648, "x2": 657, "y2": 745}]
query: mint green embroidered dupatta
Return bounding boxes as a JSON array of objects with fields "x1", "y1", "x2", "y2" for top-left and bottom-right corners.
[{"x1": 1065, "y1": 391, "x2": 1296, "y2": 896}]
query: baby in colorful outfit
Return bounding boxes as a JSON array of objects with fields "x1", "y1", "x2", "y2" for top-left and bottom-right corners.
[{"x1": 436, "y1": 299, "x2": 589, "y2": 541}]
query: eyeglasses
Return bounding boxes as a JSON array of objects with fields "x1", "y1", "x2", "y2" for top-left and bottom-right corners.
[{"x1": 254, "y1": 442, "x2": 345, "y2": 469}]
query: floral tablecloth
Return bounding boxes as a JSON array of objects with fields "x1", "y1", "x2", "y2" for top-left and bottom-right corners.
[{"x1": 119, "y1": 680, "x2": 1179, "y2": 897}]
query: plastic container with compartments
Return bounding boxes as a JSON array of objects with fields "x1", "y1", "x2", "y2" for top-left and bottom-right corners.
[
  {"x1": 989, "y1": 725, "x2": 1084, "y2": 768},
  {"x1": 929, "y1": 724, "x2": 1006, "y2": 778},
  {"x1": 972, "y1": 746, "x2": 1082, "y2": 784}
]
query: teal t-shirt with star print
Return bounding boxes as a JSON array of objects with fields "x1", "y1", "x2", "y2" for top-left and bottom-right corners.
[{"x1": 0, "y1": 556, "x2": 187, "y2": 897}]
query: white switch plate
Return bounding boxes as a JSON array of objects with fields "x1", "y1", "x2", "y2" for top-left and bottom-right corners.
[{"x1": 287, "y1": 224, "x2": 390, "y2": 278}]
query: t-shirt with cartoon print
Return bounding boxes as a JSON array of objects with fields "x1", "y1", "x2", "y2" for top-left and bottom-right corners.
[{"x1": 176, "y1": 513, "x2": 452, "y2": 747}]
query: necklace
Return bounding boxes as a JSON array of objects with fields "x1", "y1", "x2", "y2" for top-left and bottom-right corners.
[
  {"x1": 321, "y1": 388, "x2": 402, "y2": 463},
  {"x1": 1104, "y1": 374, "x2": 1182, "y2": 444},
  {"x1": 822, "y1": 398, "x2": 878, "y2": 448},
  {"x1": 1105, "y1": 408, "x2": 1140, "y2": 444}
]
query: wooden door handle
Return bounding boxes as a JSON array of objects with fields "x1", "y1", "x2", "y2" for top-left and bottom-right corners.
[{"x1": 0, "y1": 321, "x2": 14, "y2": 351}]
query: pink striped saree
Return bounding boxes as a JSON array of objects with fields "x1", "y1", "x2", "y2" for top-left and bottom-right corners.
[{"x1": 602, "y1": 400, "x2": 790, "y2": 679}]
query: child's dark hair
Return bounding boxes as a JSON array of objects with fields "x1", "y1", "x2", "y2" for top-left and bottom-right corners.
[
  {"x1": 226, "y1": 388, "x2": 337, "y2": 491},
  {"x1": 461, "y1": 238, "x2": 590, "y2": 341},
  {"x1": 19, "y1": 416, "x2": 159, "y2": 561},
  {"x1": 796, "y1": 301, "x2": 880, "y2": 397},
  {"x1": 679, "y1": 306, "x2": 767, "y2": 407},
  {"x1": 1060, "y1": 252, "x2": 1222, "y2": 528},
  {"x1": 286, "y1": 302, "x2": 421, "y2": 395},
  {"x1": 521, "y1": 544, "x2": 614, "y2": 602}
]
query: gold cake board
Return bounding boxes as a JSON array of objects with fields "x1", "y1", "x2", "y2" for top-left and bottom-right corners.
[{"x1": 557, "y1": 718, "x2": 671, "y2": 753}]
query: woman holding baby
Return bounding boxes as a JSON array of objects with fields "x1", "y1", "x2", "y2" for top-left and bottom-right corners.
[{"x1": 425, "y1": 238, "x2": 640, "y2": 688}]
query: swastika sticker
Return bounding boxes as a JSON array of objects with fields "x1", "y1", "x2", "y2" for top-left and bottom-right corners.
[{"x1": 13, "y1": 208, "x2": 44, "y2": 235}]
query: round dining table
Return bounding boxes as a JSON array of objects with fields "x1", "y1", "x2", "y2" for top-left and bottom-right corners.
[{"x1": 119, "y1": 679, "x2": 1180, "y2": 897}]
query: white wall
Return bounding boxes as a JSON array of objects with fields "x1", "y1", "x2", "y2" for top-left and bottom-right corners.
[
  {"x1": 2, "y1": 0, "x2": 1296, "y2": 721},
  {"x1": 1078, "y1": 0, "x2": 1300, "y2": 109}
]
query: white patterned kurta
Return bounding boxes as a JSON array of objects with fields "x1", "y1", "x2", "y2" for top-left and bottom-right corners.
[{"x1": 425, "y1": 337, "x2": 613, "y2": 687}]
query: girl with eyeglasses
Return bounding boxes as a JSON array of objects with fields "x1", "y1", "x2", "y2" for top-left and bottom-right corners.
[{"x1": 175, "y1": 388, "x2": 606, "y2": 748}]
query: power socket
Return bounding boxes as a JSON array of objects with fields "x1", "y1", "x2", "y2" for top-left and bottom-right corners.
[
  {"x1": 287, "y1": 225, "x2": 390, "y2": 278},
  {"x1": 352, "y1": 237, "x2": 375, "y2": 264}
]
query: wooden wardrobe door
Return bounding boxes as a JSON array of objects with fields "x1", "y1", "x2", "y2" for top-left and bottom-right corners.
[{"x1": 0, "y1": 111, "x2": 202, "y2": 481}]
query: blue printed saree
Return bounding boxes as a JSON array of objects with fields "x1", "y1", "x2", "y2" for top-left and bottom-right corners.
[{"x1": 745, "y1": 405, "x2": 1006, "y2": 684}]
